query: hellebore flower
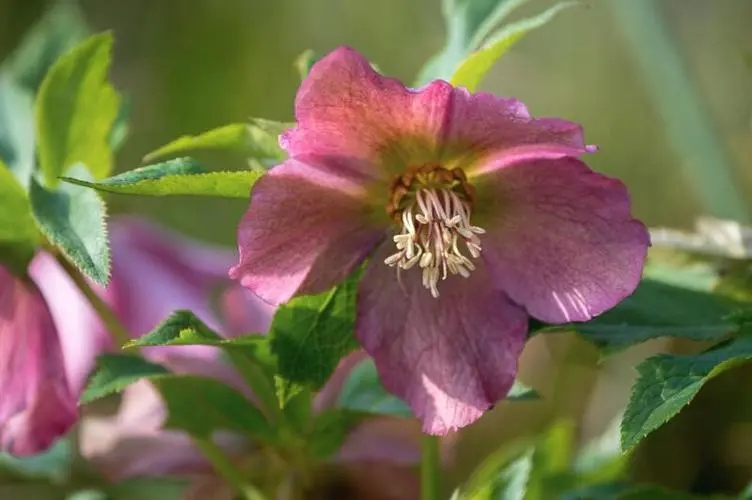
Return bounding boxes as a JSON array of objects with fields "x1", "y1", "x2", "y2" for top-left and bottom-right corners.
[
  {"x1": 0, "y1": 264, "x2": 78, "y2": 456},
  {"x1": 230, "y1": 47, "x2": 650, "y2": 434}
]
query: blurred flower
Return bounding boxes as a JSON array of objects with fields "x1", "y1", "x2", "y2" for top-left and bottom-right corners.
[
  {"x1": 81, "y1": 290, "x2": 424, "y2": 500},
  {"x1": 0, "y1": 216, "x2": 257, "y2": 456},
  {"x1": 0, "y1": 263, "x2": 78, "y2": 456},
  {"x1": 230, "y1": 46, "x2": 650, "y2": 434}
]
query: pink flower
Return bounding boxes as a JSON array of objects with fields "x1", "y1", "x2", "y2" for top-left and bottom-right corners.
[
  {"x1": 0, "y1": 264, "x2": 78, "y2": 456},
  {"x1": 0, "y1": 217, "x2": 260, "y2": 456},
  {"x1": 229, "y1": 47, "x2": 650, "y2": 434}
]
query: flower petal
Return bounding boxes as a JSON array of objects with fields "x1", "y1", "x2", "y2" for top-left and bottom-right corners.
[
  {"x1": 445, "y1": 90, "x2": 595, "y2": 172},
  {"x1": 109, "y1": 217, "x2": 235, "y2": 337},
  {"x1": 476, "y1": 157, "x2": 649, "y2": 323},
  {"x1": 229, "y1": 158, "x2": 385, "y2": 305},
  {"x1": 0, "y1": 265, "x2": 77, "y2": 456},
  {"x1": 218, "y1": 285, "x2": 276, "y2": 337},
  {"x1": 29, "y1": 253, "x2": 109, "y2": 395},
  {"x1": 356, "y1": 244, "x2": 528, "y2": 435},
  {"x1": 283, "y1": 46, "x2": 454, "y2": 178}
]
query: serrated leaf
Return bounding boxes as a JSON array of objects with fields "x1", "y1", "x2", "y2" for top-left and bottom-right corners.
[
  {"x1": 36, "y1": 32, "x2": 120, "y2": 184},
  {"x1": 415, "y1": 0, "x2": 531, "y2": 85},
  {"x1": 154, "y1": 375, "x2": 276, "y2": 443},
  {"x1": 127, "y1": 311, "x2": 279, "y2": 421},
  {"x1": 270, "y1": 271, "x2": 360, "y2": 407},
  {"x1": 29, "y1": 165, "x2": 110, "y2": 284},
  {"x1": 62, "y1": 158, "x2": 261, "y2": 198},
  {"x1": 143, "y1": 119, "x2": 290, "y2": 163},
  {"x1": 6, "y1": 0, "x2": 88, "y2": 92},
  {"x1": 81, "y1": 354, "x2": 169, "y2": 404},
  {"x1": 539, "y1": 265, "x2": 745, "y2": 354},
  {"x1": 621, "y1": 336, "x2": 752, "y2": 451},
  {"x1": 450, "y1": 2, "x2": 576, "y2": 91},
  {"x1": 0, "y1": 161, "x2": 39, "y2": 272},
  {"x1": 0, "y1": 75, "x2": 35, "y2": 185}
]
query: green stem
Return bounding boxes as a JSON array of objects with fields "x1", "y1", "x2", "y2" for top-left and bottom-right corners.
[
  {"x1": 421, "y1": 434, "x2": 441, "y2": 500},
  {"x1": 55, "y1": 253, "x2": 131, "y2": 348},
  {"x1": 611, "y1": 0, "x2": 749, "y2": 223},
  {"x1": 193, "y1": 438, "x2": 267, "y2": 500}
]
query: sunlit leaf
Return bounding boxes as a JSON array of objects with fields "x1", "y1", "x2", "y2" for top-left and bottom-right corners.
[
  {"x1": 36, "y1": 32, "x2": 120, "y2": 184},
  {"x1": 0, "y1": 161, "x2": 39, "y2": 272},
  {"x1": 62, "y1": 158, "x2": 262, "y2": 198}
]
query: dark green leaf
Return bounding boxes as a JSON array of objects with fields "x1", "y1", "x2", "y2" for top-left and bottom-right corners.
[
  {"x1": 415, "y1": 0, "x2": 530, "y2": 85},
  {"x1": 0, "y1": 484, "x2": 61, "y2": 500},
  {"x1": 153, "y1": 375, "x2": 276, "y2": 443},
  {"x1": 127, "y1": 311, "x2": 279, "y2": 422},
  {"x1": 450, "y1": 2, "x2": 576, "y2": 91},
  {"x1": 105, "y1": 477, "x2": 188, "y2": 500},
  {"x1": 0, "y1": 161, "x2": 39, "y2": 272},
  {"x1": 561, "y1": 483, "x2": 728, "y2": 500},
  {"x1": 36, "y1": 32, "x2": 120, "y2": 184},
  {"x1": 29, "y1": 165, "x2": 110, "y2": 284},
  {"x1": 0, "y1": 438, "x2": 72, "y2": 481},
  {"x1": 306, "y1": 409, "x2": 364, "y2": 460},
  {"x1": 6, "y1": 0, "x2": 88, "y2": 92},
  {"x1": 143, "y1": 119, "x2": 290, "y2": 163},
  {"x1": 0, "y1": 75, "x2": 35, "y2": 185},
  {"x1": 539, "y1": 263, "x2": 746, "y2": 354},
  {"x1": 270, "y1": 271, "x2": 361, "y2": 407},
  {"x1": 81, "y1": 354, "x2": 169, "y2": 404},
  {"x1": 621, "y1": 336, "x2": 752, "y2": 451},
  {"x1": 62, "y1": 158, "x2": 261, "y2": 199}
]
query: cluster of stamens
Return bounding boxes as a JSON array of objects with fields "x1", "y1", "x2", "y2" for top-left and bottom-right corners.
[{"x1": 384, "y1": 165, "x2": 485, "y2": 298}]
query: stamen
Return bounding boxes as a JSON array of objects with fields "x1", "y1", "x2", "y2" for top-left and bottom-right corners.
[{"x1": 384, "y1": 186, "x2": 485, "y2": 297}]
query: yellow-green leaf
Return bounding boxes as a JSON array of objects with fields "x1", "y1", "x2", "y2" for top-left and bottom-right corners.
[{"x1": 36, "y1": 32, "x2": 120, "y2": 185}]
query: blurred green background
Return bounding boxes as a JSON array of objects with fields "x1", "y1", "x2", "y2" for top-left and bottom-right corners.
[{"x1": 2, "y1": 0, "x2": 752, "y2": 495}]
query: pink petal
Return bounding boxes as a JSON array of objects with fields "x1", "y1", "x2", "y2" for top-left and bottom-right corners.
[
  {"x1": 29, "y1": 253, "x2": 110, "y2": 395},
  {"x1": 476, "y1": 156, "x2": 649, "y2": 323},
  {"x1": 355, "y1": 244, "x2": 528, "y2": 435},
  {"x1": 0, "y1": 265, "x2": 78, "y2": 456},
  {"x1": 336, "y1": 418, "x2": 421, "y2": 465},
  {"x1": 229, "y1": 158, "x2": 385, "y2": 305},
  {"x1": 445, "y1": 90, "x2": 595, "y2": 172},
  {"x1": 108, "y1": 217, "x2": 235, "y2": 337},
  {"x1": 283, "y1": 46, "x2": 454, "y2": 179},
  {"x1": 218, "y1": 285, "x2": 277, "y2": 337}
]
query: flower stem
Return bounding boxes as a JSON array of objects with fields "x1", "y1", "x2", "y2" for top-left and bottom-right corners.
[
  {"x1": 55, "y1": 253, "x2": 131, "y2": 348},
  {"x1": 192, "y1": 438, "x2": 267, "y2": 500},
  {"x1": 420, "y1": 434, "x2": 441, "y2": 500}
]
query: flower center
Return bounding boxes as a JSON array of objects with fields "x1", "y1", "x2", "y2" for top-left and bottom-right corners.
[{"x1": 384, "y1": 164, "x2": 485, "y2": 298}]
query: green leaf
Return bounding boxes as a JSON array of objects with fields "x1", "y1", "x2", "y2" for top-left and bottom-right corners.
[
  {"x1": 81, "y1": 353, "x2": 169, "y2": 404},
  {"x1": 29, "y1": 165, "x2": 110, "y2": 284},
  {"x1": 153, "y1": 375, "x2": 277, "y2": 443},
  {"x1": 269, "y1": 271, "x2": 361, "y2": 407},
  {"x1": 6, "y1": 0, "x2": 88, "y2": 92},
  {"x1": 506, "y1": 380, "x2": 540, "y2": 401},
  {"x1": 0, "y1": 75, "x2": 35, "y2": 185},
  {"x1": 336, "y1": 358, "x2": 413, "y2": 418},
  {"x1": 62, "y1": 158, "x2": 262, "y2": 199},
  {"x1": 540, "y1": 262, "x2": 746, "y2": 355},
  {"x1": 450, "y1": 2, "x2": 576, "y2": 91},
  {"x1": 35, "y1": 32, "x2": 120, "y2": 184},
  {"x1": 621, "y1": 336, "x2": 752, "y2": 451},
  {"x1": 127, "y1": 311, "x2": 279, "y2": 422},
  {"x1": 295, "y1": 50, "x2": 319, "y2": 81},
  {"x1": 0, "y1": 161, "x2": 39, "y2": 272},
  {"x1": 306, "y1": 409, "x2": 364, "y2": 460},
  {"x1": 415, "y1": 0, "x2": 530, "y2": 85},
  {"x1": 561, "y1": 483, "x2": 728, "y2": 500},
  {"x1": 105, "y1": 478, "x2": 188, "y2": 500},
  {"x1": 0, "y1": 438, "x2": 72, "y2": 481},
  {"x1": 143, "y1": 119, "x2": 290, "y2": 163}
]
